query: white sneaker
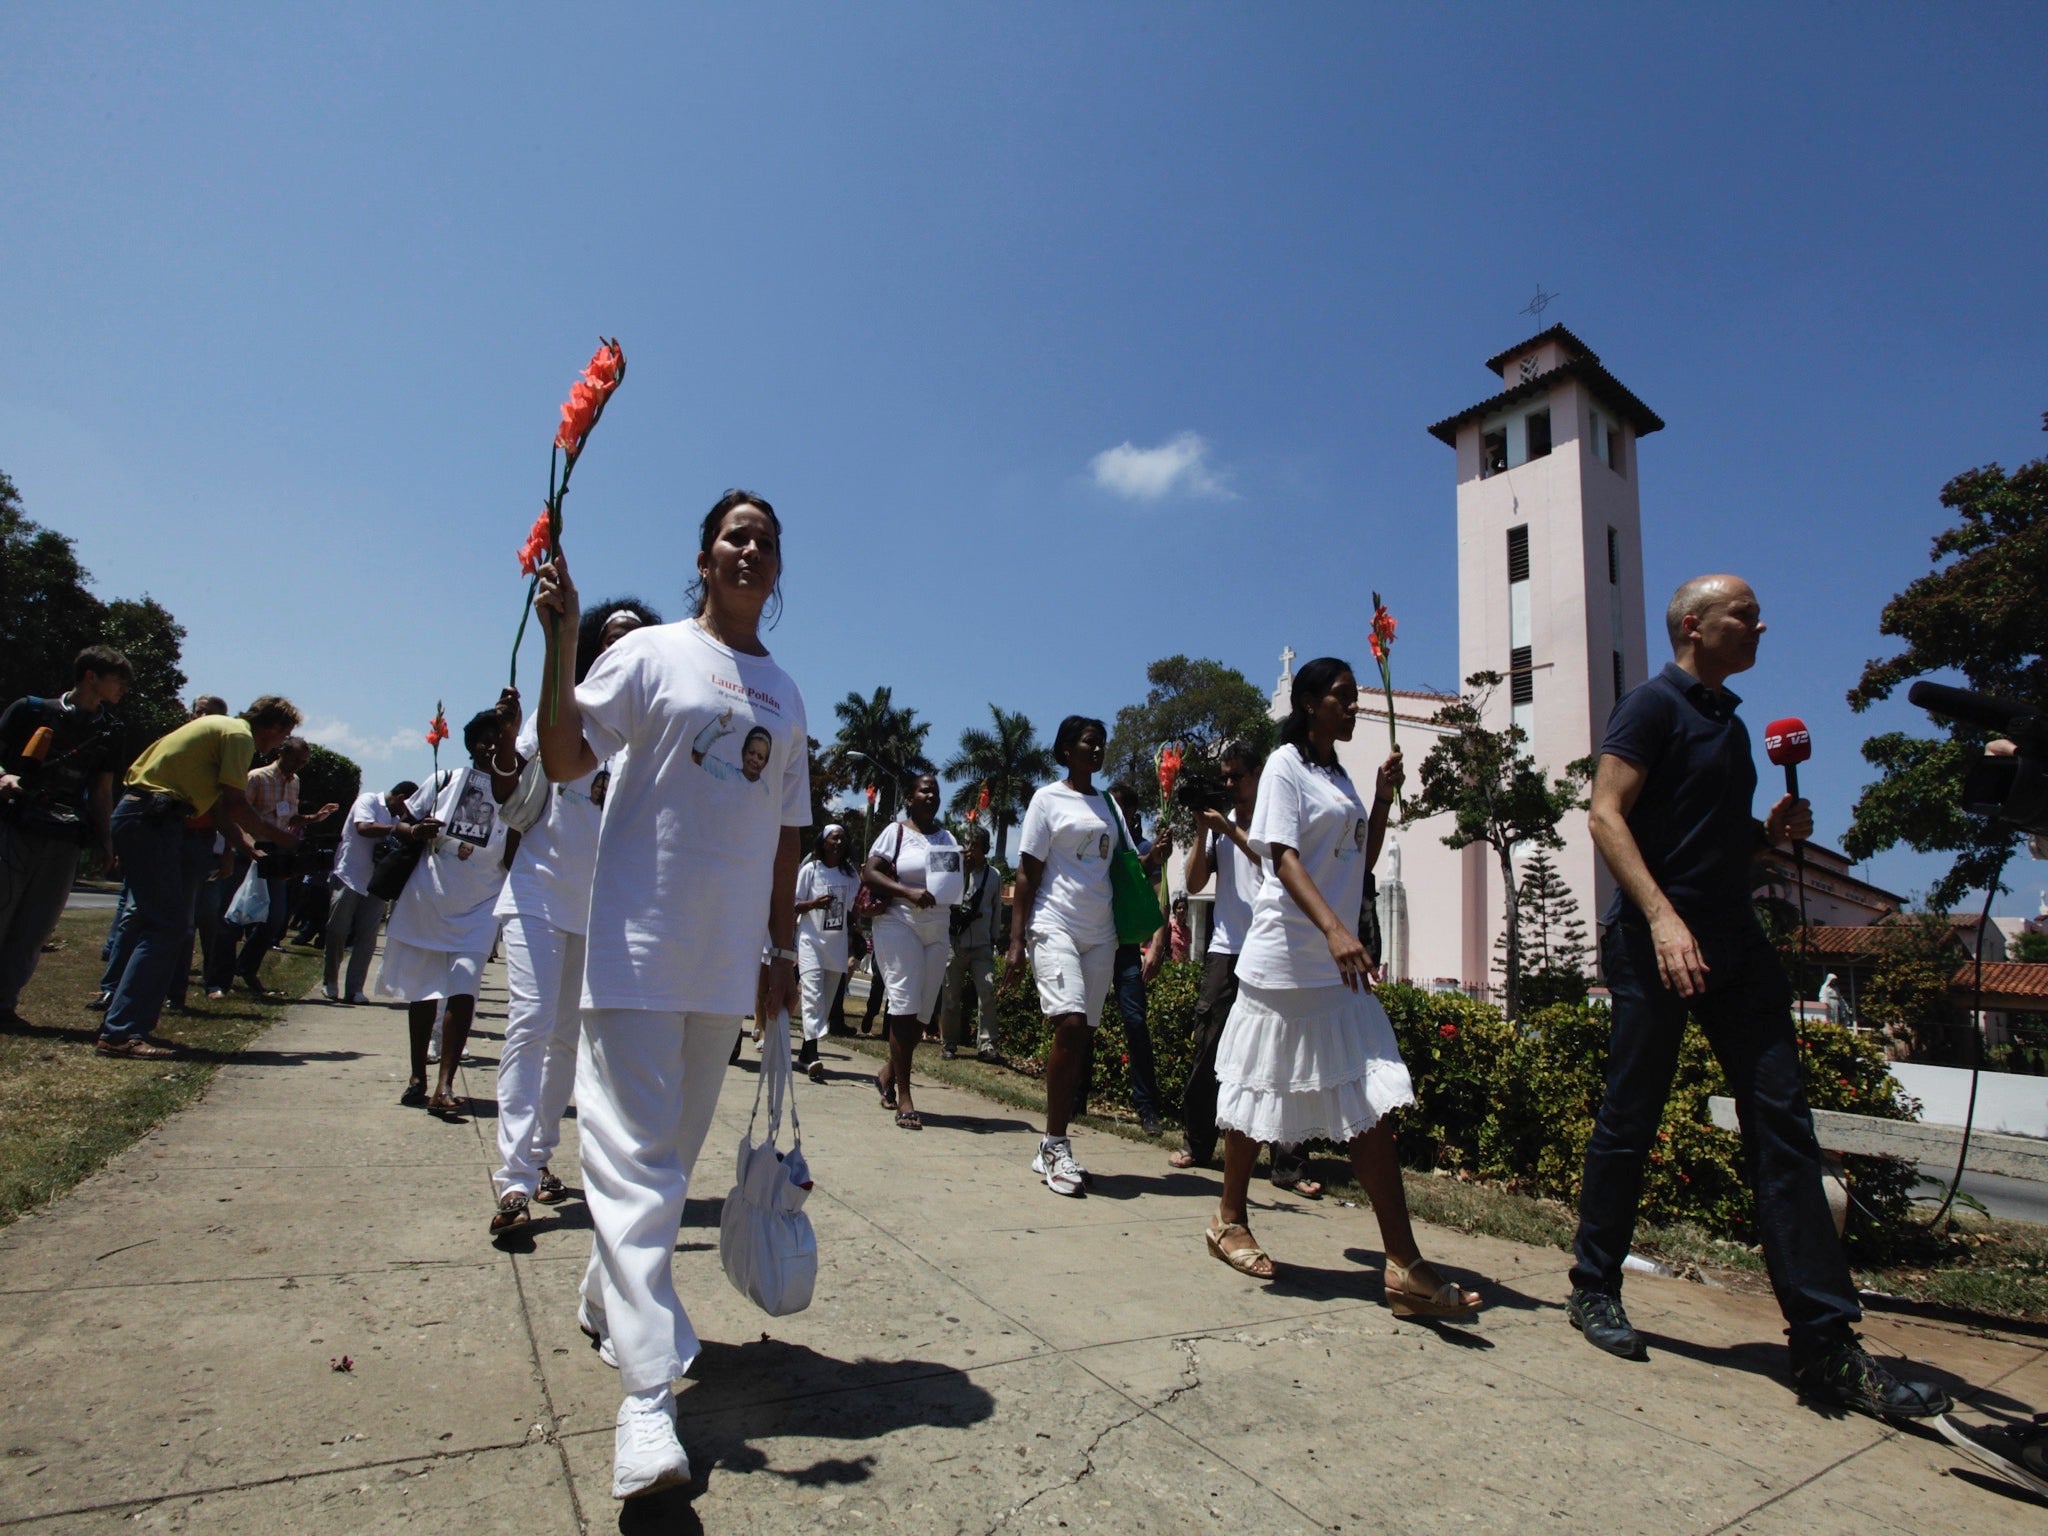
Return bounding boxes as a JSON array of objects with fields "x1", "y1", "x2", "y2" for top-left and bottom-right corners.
[
  {"x1": 612, "y1": 1394, "x2": 690, "y2": 1499},
  {"x1": 348, "y1": 992, "x2": 370, "y2": 1005},
  {"x1": 578, "y1": 1303, "x2": 618, "y2": 1369},
  {"x1": 320, "y1": 983, "x2": 338, "y2": 1000},
  {"x1": 1032, "y1": 1136, "x2": 1086, "y2": 1197}
]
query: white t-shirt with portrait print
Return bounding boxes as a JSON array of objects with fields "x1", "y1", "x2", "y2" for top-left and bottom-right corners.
[
  {"x1": 574, "y1": 619, "x2": 810, "y2": 1015},
  {"x1": 1017, "y1": 781, "x2": 1117, "y2": 947},
  {"x1": 1233, "y1": 743, "x2": 1370, "y2": 990},
  {"x1": 794, "y1": 859, "x2": 860, "y2": 974},
  {"x1": 384, "y1": 768, "x2": 513, "y2": 955},
  {"x1": 867, "y1": 820, "x2": 960, "y2": 944}
]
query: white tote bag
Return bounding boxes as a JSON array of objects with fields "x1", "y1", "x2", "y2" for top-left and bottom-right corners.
[
  {"x1": 223, "y1": 862, "x2": 270, "y2": 927},
  {"x1": 719, "y1": 1009, "x2": 818, "y2": 1316}
]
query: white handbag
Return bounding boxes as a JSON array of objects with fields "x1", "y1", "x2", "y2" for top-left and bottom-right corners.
[{"x1": 718, "y1": 1009, "x2": 817, "y2": 1316}]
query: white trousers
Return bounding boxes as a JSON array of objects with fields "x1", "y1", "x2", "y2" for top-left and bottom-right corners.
[
  {"x1": 798, "y1": 963, "x2": 844, "y2": 1041},
  {"x1": 576, "y1": 1006, "x2": 742, "y2": 1394},
  {"x1": 494, "y1": 916, "x2": 585, "y2": 1199}
]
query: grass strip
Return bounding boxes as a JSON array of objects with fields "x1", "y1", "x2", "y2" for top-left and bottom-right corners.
[{"x1": 0, "y1": 908, "x2": 322, "y2": 1227}]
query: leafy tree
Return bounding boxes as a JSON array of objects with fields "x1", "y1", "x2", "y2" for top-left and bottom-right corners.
[
  {"x1": 1859, "y1": 913, "x2": 1965, "y2": 1062},
  {"x1": 2012, "y1": 930, "x2": 2048, "y2": 965},
  {"x1": 940, "y1": 704, "x2": 1053, "y2": 865},
  {"x1": 1844, "y1": 423, "x2": 2047, "y2": 910},
  {"x1": 0, "y1": 474, "x2": 107, "y2": 708},
  {"x1": 99, "y1": 595, "x2": 190, "y2": 767},
  {"x1": 1494, "y1": 847, "x2": 1590, "y2": 1010},
  {"x1": 1404, "y1": 672, "x2": 1593, "y2": 1021},
  {"x1": 1104, "y1": 655, "x2": 1275, "y2": 817},
  {"x1": 298, "y1": 743, "x2": 362, "y2": 824},
  {"x1": 829, "y1": 685, "x2": 933, "y2": 825}
]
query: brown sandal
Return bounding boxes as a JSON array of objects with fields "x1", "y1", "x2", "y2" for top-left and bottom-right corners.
[
  {"x1": 489, "y1": 1191, "x2": 531, "y2": 1234},
  {"x1": 427, "y1": 1091, "x2": 469, "y2": 1122},
  {"x1": 96, "y1": 1036, "x2": 178, "y2": 1059},
  {"x1": 1205, "y1": 1218, "x2": 1275, "y2": 1279},
  {"x1": 1384, "y1": 1258, "x2": 1481, "y2": 1319}
]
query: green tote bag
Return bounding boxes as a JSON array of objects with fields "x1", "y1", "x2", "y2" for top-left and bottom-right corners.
[{"x1": 1105, "y1": 796, "x2": 1165, "y2": 946}]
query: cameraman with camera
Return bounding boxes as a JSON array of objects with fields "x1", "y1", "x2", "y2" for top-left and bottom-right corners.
[{"x1": 941, "y1": 826, "x2": 1001, "y2": 1061}]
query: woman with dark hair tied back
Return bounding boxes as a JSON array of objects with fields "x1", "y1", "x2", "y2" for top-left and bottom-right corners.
[
  {"x1": 865, "y1": 772, "x2": 960, "y2": 1129},
  {"x1": 534, "y1": 489, "x2": 809, "y2": 1502},
  {"x1": 1004, "y1": 714, "x2": 1119, "y2": 1197},
  {"x1": 379, "y1": 698, "x2": 526, "y2": 1120},
  {"x1": 1203, "y1": 657, "x2": 1481, "y2": 1320},
  {"x1": 487, "y1": 597, "x2": 661, "y2": 1237}
]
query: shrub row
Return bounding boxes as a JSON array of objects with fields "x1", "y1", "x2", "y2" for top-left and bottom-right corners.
[{"x1": 982, "y1": 960, "x2": 1917, "y2": 1257}]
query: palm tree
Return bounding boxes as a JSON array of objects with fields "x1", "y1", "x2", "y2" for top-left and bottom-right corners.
[
  {"x1": 829, "y1": 686, "x2": 933, "y2": 826},
  {"x1": 941, "y1": 704, "x2": 1053, "y2": 866}
]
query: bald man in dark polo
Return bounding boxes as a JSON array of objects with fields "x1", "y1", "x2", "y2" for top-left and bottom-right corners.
[{"x1": 1566, "y1": 574, "x2": 1950, "y2": 1420}]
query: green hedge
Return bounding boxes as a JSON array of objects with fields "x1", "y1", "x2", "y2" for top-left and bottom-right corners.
[{"x1": 985, "y1": 961, "x2": 1917, "y2": 1256}]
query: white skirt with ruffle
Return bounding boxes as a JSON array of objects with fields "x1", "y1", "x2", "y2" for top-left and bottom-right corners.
[{"x1": 1213, "y1": 981, "x2": 1415, "y2": 1145}]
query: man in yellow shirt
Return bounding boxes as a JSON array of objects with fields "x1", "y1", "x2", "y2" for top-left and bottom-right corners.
[{"x1": 100, "y1": 696, "x2": 303, "y2": 1057}]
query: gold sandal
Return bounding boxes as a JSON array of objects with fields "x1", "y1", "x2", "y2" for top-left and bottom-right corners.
[
  {"x1": 1384, "y1": 1258, "x2": 1480, "y2": 1319},
  {"x1": 1205, "y1": 1219, "x2": 1276, "y2": 1279}
]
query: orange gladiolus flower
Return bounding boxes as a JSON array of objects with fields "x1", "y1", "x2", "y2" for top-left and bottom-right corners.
[
  {"x1": 1156, "y1": 745, "x2": 1184, "y2": 803},
  {"x1": 555, "y1": 338, "x2": 626, "y2": 456},
  {"x1": 1369, "y1": 594, "x2": 1398, "y2": 664},
  {"x1": 516, "y1": 510, "x2": 552, "y2": 576}
]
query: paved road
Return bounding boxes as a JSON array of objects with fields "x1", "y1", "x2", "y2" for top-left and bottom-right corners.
[
  {"x1": 0, "y1": 962, "x2": 2040, "y2": 1532},
  {"x1": 1917, "y1": 1160, "x2": 2048, "y2": 1226}
]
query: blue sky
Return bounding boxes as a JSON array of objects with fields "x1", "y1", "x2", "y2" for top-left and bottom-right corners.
[{"x1": 3, "y1": 4, "x2": 2044, "y2": 915}]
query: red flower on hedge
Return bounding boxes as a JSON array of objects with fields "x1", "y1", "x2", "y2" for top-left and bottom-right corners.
[{"x1": 1438, "y1": 1022, "x2": 1458, "y2": 1040}]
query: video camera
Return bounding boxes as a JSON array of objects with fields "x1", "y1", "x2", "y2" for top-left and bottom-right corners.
[{"x1": 1907, "y1": 681, "x2": 2048, "y2": 836}]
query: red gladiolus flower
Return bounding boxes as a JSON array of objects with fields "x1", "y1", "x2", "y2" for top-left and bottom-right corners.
[
  {"x1": 1438, "y1": 1022, "x2": 1458, "y2": 1039},
  {"x1": 426, "y1": 705, "x2": 450, "y2": 747},
  {"x1": 516, "y1": 510, "x2": 552, "y2": 576},
  {"x1": 555, "y1": 338, "x2": 626, "y2": 456},
  {"x1": 1156, "y1": 745, "x2": 1184, "y2": 803},
  {"x1": 1369, "y1": 596, "x2": 1398, "y2": 664},
  {"x1": 976, "y1": 781, "x2": 991, "y2": 813}
]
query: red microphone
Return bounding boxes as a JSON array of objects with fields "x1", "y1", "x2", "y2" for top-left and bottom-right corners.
[{"x1": 1764, "y1": 718, "x2": 1811, "y2": 801}]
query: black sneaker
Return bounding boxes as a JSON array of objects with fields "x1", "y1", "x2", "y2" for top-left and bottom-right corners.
[
  {"x1": 1791, "y1": 1335, "x2": 1952, "y2": 1419},
  {"x1": 1566, "y1": 1288, "x2": 1644, "y2": 1360},
  {"x1": 1938, "y1": 1415, "x2": 2048, "y2": 1499}
]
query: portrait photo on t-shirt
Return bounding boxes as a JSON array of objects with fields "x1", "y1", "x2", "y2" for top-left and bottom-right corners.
[
  {"x1": 928, "y1": 848, "x2": 962, "y2": 876},
  {"x1": 446, "y1": 769, "x2": 498, "y2": 847},
  {"x1": 689, "y1": 707, "x2": 773, "y2": 791}
]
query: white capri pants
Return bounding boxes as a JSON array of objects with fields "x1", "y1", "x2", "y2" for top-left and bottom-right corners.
[
  {"x1": 493, "y1": 915, "x2": 585, "y2": 1199},
  {"x1": 1029, "y1": 926, "x2": 1115, "y2": 1025},
  {"x1": 375, "y1": 937, "x2": 485, "y2": 1002},
  {"x1": 798, "y1": 964, "x2": 844, "y2": 1042},
  {"x1": 870, "y1": 914, "x2": 948, "y2": 1024},
  {"x1": 576, "y1": 1007, "x2": 742, "y2": 1395}
]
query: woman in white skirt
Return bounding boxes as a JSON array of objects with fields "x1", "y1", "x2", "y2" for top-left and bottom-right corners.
[
  {"x1": 487, "y1": 598, "x2": 659, "y2": 1236},
  {"x1": 793, "y1": 823, "x2": 859, "y2": 1083},
  {"x1": 381, "y1": 700, "x2": 524, "y2": 1120},
  {"x1": 867, "y1": 773, "x2": 960, "y2": 1130},
  {"x1": 534, "y1": 489, "x2": 808, "y2": 1501},
  {"x1": 1004, "y1": 715, "x2": 1119, "y2": 1197},
  {"x1": 1208, "y1": 656, "x2": 1480, "y2": 1319}
]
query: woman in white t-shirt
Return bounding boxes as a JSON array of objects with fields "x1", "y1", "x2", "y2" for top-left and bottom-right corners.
[
  {"x1": 534, "y1": 489, "x2": 809, "y2": 1503},
  {"x1": 1206, "y1": 657, "x2": 1481, "y2": 1321},
  {"x1": 380, "y1": 700, "x2": 524, "y2": 1121},
  {"x1": 1004, "y1": 715, "x2": 1120, "y2": 1197},
  {"x1": 866, "y1": 773, "x2": 960, "y2": 1130},
  {"x1": 793, "y1": 824, "x2": 859, "y2": 1084},
  {"x1": 487, "y1": 598, "x2": 659, "y2": 1237}
]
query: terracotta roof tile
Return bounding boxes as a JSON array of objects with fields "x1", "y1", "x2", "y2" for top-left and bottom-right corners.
[{"x1": 1954, "y1": 961, "x2": 2048, "y2": 1004}]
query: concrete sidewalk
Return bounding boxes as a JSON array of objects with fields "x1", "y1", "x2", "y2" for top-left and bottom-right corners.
[{"x1": 0, "y1": 965, "x2": 2043, "y2": 1534}]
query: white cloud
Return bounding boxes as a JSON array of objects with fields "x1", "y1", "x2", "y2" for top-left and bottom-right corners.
[
  {"x1": 299, "y1": 717, "x2": 425, "y2": 764},
  {"x1": 1089, "y1": 431, "x2": 1234, "y2": 503}
]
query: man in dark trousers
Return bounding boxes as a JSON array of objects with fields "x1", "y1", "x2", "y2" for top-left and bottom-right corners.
[{"x1": 1567, "y1": 573, "x2": 1950, "y2": 1420}]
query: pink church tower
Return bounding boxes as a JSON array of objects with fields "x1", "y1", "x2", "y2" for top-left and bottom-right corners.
[{"x1": 1427, "y1": 324, "x2": 1663, "y2": 977}]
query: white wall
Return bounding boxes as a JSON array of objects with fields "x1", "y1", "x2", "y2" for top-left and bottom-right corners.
[{"x1": 1891, "y1": 1061, "x2": 2048, "y2": 1139}]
